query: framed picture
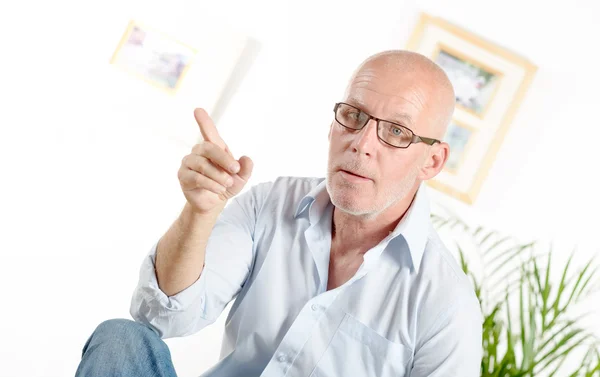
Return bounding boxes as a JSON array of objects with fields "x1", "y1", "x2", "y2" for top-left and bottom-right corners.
[
  {"x1": 406, "y1": 13, "x2": 537, "y2": 204},
  {"x1": 110, "y1": 20, "x2": 197, "y2": 94},
  {"x1": 435, "y1": 47, "x2": 501, "y2": 118},
  {"x1": 444, "y1": 120, "x2": 475, "y2": 174}
]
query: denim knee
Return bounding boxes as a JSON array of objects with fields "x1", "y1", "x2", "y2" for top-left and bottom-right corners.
[
  {"x1": 95, "y1": 318, "x2": 159, "y2": 338},
  {"x1": 77, "y1": 319, "x2": 176, "y2": 376},
  {"x1": 83, "y1": 318, "x2": 164, "y2": 355}
]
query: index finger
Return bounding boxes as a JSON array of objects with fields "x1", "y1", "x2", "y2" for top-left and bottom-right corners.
[{"x1": 194, "y1": 108, "x2": 227, "y2": 150}]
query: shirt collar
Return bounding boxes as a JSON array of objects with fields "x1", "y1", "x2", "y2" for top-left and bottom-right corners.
[
  {"x1": 294, "y1": 179, "x2": 431, "y2": 272},
  {"x1": 386, "y1": 183, "x2": 431, "y2": 272},
  {"x1": 294, "y1": 179, "x2": 330, "y2": 225}
]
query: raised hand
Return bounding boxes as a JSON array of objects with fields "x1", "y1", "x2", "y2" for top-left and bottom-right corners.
[{"x1": 177, "y1": 108, "x2": 253, "y2": 215}]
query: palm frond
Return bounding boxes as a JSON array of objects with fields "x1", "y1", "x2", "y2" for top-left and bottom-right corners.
[{"x1": 431, "y1": 212, "x2": 600, "y2": 377}]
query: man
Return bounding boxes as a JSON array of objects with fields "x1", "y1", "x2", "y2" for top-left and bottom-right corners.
[{"x1": 76, "y1": 50, "x2": 482, "y2": 377}]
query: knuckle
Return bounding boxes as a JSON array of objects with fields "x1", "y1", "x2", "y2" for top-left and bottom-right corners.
[
  {"x1": 192, "y1": 143, "x2": 203, "y2": 154},
  {"x1": 195, "y1": 141, "x2": 212, "y2": 155},
  {"x1": 221, "y1": 172, "x2": 232, "y2": 183},
  {"x1": 196, "y1": 159, "x2": 207, "y2": 175},
  {"x1": 204, "y1": 141, "x2": 216, "y2": 154}
]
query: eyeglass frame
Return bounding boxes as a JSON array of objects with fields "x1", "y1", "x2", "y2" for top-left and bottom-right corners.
[{"x1": 333, "y1": 102, "x2": 441, "y2": 149}]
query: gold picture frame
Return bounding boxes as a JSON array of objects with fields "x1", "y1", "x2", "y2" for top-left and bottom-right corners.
[
  {"x1": 406, "y1": 13, "x2": 537, "y2": 204},
  {"x1": 110, "y1": 20, "x2": 197, "y2": 94}
]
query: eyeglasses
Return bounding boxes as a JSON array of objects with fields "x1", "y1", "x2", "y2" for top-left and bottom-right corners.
[{"x1": 333, "y1": 102, "x2": 441, "y2": 149}]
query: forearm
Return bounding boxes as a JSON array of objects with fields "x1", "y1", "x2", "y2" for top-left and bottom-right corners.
[{"x1": 155, "y1": 202, "x2": 224, "y2": 296}]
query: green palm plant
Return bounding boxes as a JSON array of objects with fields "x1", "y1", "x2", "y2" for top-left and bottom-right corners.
[{"x1": 431, "y1": 213, "x2": 600, "y2": 377}]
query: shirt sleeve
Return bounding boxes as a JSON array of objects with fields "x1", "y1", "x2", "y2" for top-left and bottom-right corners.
[
  {"x1": 129, "y1": 182, "x2": 271, "y2": 339},
  {"x1": 409, "y1": 290, "x2": 483, "y2": 377}
]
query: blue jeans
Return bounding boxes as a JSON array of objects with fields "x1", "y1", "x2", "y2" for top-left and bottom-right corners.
[{"x1": 75, "y1": 318, "x2": 177, "y2": 377}]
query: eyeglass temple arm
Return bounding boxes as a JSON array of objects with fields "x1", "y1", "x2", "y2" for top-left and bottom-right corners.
[{"x1": 413, "y1": 135, "x2": 441, "y2": 145}]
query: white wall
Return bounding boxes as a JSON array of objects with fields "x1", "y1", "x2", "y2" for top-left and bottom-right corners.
[{"x1": 1, "y1": 0, "x2": 599, "y2": 375}]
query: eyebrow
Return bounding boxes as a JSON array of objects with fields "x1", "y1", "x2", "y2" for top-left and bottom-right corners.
[
  {"x1": 389, "y1": 112, "x2": 415, "y2": 128},
  {"x1": 346, "y1": 98, "x2": 415, "y2": 128}
]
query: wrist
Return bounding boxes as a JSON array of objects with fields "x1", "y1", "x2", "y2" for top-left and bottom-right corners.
[{"x1": 182, "y1": 202, "x2": 224, "y2": 224}]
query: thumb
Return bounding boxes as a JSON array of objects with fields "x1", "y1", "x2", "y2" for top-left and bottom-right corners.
[{"x1": 237, "y1": 156, "x2": 254, "y2": 181}]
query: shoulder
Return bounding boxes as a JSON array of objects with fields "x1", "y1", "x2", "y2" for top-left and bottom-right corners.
[
  {"x1": 234, "y1": 176, "x2": 324, "y2": 213},
  {"x1": 415, "y1": 228, "x2": 482, "y2": 340},
  {"x1": 242, "y1": 176, "x2": 324, "y2": 202},
  {"x1": 269, "y1": 176, "x2": 325, "y2": 194},
  {"x1": 421, "y1": 228, "x2": 472, "y2": 288}
]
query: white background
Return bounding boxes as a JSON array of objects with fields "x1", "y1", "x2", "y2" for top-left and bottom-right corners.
[{"x1": 1, "y1": 0, "x2": 599, "y2": 375}]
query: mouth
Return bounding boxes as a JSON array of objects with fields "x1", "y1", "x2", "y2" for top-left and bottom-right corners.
[{"x1": 339, "y1": 169, "x2": 372, "y2": 181}]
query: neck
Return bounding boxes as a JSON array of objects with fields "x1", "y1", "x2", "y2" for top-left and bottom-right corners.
[{"x1": 331, "y1": 192, "x2": 417, "y2": 256}]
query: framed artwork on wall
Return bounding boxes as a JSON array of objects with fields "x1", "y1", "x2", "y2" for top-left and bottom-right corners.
[
  {"x1": 406, "y1": 13, "x2": 537, "y2": 204},
  {"x1": 110, "y1": 20, "x2": 197, "y2": 94},
  {"x1": 444, "y1": 120, "x2": 475, "y2": 174}
]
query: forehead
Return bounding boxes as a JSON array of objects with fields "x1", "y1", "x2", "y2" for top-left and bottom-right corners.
[{"x1": 344, "y1": 67, "x2": 431, "y2": 129}]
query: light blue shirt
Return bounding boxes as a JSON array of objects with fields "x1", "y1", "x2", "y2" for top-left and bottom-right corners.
[{"x1": 131, "y1": 176, "x2": 482, "y2": 377}]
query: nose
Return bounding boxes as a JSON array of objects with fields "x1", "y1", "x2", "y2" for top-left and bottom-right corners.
[{"x1": 350, "y1": 119, "x2": 378, "y2": 156}]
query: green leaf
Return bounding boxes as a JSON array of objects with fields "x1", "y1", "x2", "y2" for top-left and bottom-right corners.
[
  {"x1": 542, "y1": 251, "x2": 553, "y2": 330},
  {"x1": 483, "y1": 235, "x2": 513, "y2": 255},
  {"x1": 535, "y1": 330, "x2": 591, "y2": 373},
  {"x1": 519, "y1": 276, "x2": 528, "y2": 370},
  {"x1": 536, "y1": 319, "x2": 578, "y2": 354},
  {"x1": 547, "y1": 256, "x2": 597, "y2": 330},
  {"x1": 478, "y1": 229, "x2": 499, "y2": 249},
  {"x1": 574, "y1": 263, "x2": 599, "y2": 302},
  {"x1": 488, "y1": 254, "x2": 543, "y2": 297},
  {"x1": 457, "y1": 245, "x2": 469, "y2": 275},
  {"x1": 550, "y1": 252, "x2": 572, "y2": 319},
  {"x1": 431, "y1": 213, "x2": 600, "y2": 377},
  {"x1": 484, "y1": 244, "x2": 533, "y2": 283}
]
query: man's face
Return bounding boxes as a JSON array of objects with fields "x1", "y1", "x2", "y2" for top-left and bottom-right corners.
[{"x1": 326, "y1": 63, "x2": 436, "y2": 218}]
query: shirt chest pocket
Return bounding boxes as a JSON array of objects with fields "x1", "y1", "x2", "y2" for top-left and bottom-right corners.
[{"x1": 310, "y1": 313, "x2": 412, "y2": 377}]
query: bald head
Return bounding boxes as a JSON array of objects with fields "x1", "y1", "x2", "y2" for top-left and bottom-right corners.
[
  {"x1": 327, "y1": 50, "x2": 455, "y2": 218},
  {"x1": 344, "y1": 50, "x2": 456, "y2": 139}
]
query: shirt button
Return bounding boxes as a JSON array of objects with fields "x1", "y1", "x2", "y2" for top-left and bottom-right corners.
[{"x1": 277, "y1": 353, "x2": 287, "y2": 362}]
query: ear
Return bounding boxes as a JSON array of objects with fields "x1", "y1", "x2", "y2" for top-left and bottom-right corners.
[
  {"x1": 328, "y1": 121, "x2": 334, "y2": 141},
  {"x1": 418, "y1": 142, "x2": 449, "y2": 180}
]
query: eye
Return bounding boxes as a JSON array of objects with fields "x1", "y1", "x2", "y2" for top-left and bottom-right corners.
[
  {"x1": 346, "y1": 110, "x2": 361, "y2": 120},
  {"x1": 391, "y1": 126, "x2": 404, "y2": 136}
]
